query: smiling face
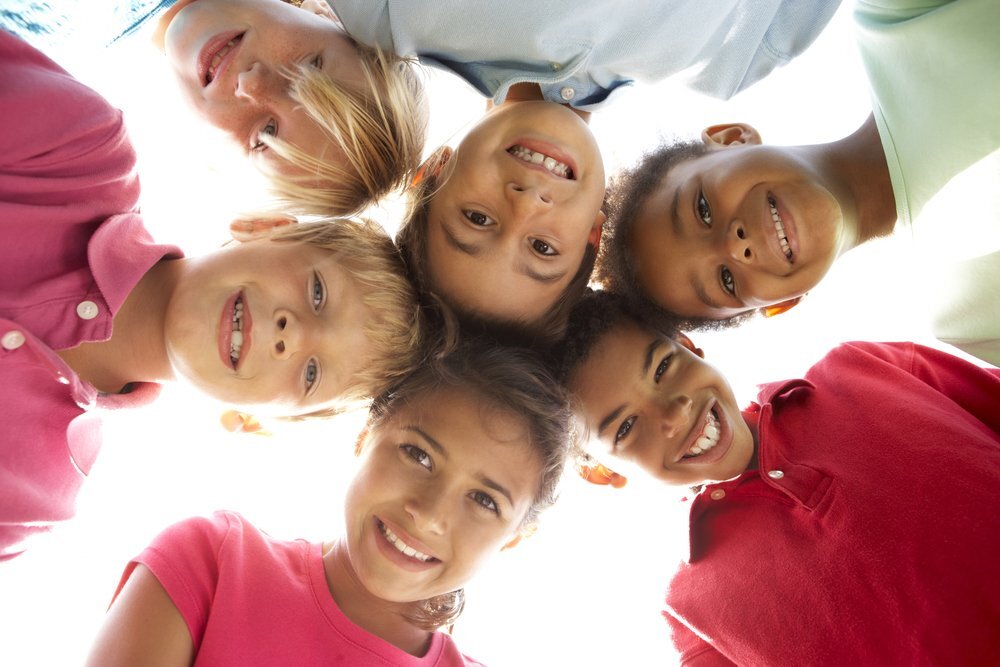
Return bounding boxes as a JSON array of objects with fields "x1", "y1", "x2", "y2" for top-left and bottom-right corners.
[
  {"x1": 426, "y1": 101, "x2": 606, "y2": 323},
  {"x1": 343, "y1": 387, "x2": 540, "y2": 603},
  {"x1": 629, "y1": 136, "x2": 851, "y2": 320},
  {"x1": 568, "y1": 321, "x2": 755, "y2": 486},
  {"x1": 159, "y1": 0, "x2": 365, "y2": 176},
  {"x1": 163, "y1": 237, "x2": 374, "y2": 415}
]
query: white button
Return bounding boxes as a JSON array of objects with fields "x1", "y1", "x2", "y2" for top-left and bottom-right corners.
[
  {"x1": 709, "y1": 489, "x2": 726, "y2": 500},
  {"x1": 2, "y1": 330, "x2": 25, "y2": 350},
  {"x1": 76, "y1": 300, "x2": 99, "y2": 320},
  {"x1": 560, "y1": 86, "x2": 575, "y2": 101},
  {"x1": 767, "y1": 470, "x2": 785, "y2": 480},
  {"x1": 550, "y1": 62, "x2": 562, "y2": 71}
]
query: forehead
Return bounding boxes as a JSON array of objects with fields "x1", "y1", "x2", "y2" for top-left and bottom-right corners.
[{"x1": 570, "y1": 322, "x2": 664, "y2": 415}]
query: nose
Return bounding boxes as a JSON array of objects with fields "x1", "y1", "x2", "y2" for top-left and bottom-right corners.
[
  {"x1": 504, "y1": 182, "x2": 553, "y2": 223},
  {"x1": 235, "y1": 62, "x2": 283, "y2": 103},
  {"x1": 658, "y1": 394, "x2": 693, "y2": 438},
  {"x1": 404, "y1": 489, "x2": 449, "y2": 536},
  {"x1": 270, "y1": 309, "x2": 307, "y2": 359},
  {"x1": 725, "y1": 219, "x2": 755, "y2": 264}
]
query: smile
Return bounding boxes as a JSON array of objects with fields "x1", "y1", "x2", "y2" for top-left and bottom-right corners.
[
  {"x1": 768, "y1": 194, "x2": 794, "y2": 262},
  {"x1": 229, "y1": 295, "x2": 246, "y2": 368},
  {"x1": 682, "y1": 408, "x2": 721, "y2": 459},
  {"x1": 507, "y1": 144, "x2": 574, "y2": 179},
  {"x1": 199, "y1": 32, "x2": 244, "y2": 87},
  {"x1": 220, "y1": 290, "x2": 252, "y2": 372},
  {"x1": 378, "y1": 520, "x2": 437, "y2": 563}
]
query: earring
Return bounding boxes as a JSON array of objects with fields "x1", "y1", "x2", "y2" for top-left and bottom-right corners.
[
  {"x1": 285, "y1": 0, "x2": 304, "y2": 7},
  {"x1": 220, "y1": 410, "x2": 269, "y2": 435},
  {"x1": 763, "y1": 295, "x2": 804, "y2": 318},
  {"x1": 577, "y1": 453, "x2": 627, "y2": 488}
]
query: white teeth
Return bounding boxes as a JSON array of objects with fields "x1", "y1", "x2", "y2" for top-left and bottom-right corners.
[
  {"x1": 379, "y1": 521, "x2": 434, "y2": 562},
  {"x1": 684, "y1": 409, "x2": 721, "y2": 459},
  {"x1": 229, "y1": 296, "x2": 244, "y2": 368},
  {"x1": 769, "y1": 195, "x2": 793, "y2": 261},
  {"x1": 207, "y1": 38, "x2": 239, "y2": 83},
  {"x1": 507, "y1": 145, "x2": 572, "y2": 178}
]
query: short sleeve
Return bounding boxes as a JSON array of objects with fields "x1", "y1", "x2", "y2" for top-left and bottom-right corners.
[{"x1": 663, "y1": 610, "x2": 738, "y2": 667}]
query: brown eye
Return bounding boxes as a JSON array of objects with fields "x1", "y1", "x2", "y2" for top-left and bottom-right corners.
[
  {"x1": 463, "y1": 210, "x2": 495, "y2": 227},
  {"x1": 696, "y1": 191, "x2": 712, "y2": 226},
  {"x1": 720, "y1": 267, "x2": 735, "y2": 296},
  {"x1": 531, "y1": 239, "x2": 557, "y2": 256}
]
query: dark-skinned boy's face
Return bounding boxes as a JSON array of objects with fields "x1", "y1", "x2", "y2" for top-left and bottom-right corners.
[
  {"x1": 568, "y1": 321, "x2": 755, "y2": 486},
  {"x1": 628, "y1": 144, "x2": 850, "y2": 320}
]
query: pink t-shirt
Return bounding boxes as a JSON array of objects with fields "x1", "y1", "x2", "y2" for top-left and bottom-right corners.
[
  {"x1": 0, "y1": 32, "x2": 180, "y2": 560},
  {"x1": 118, "y1": 512, "x2": 488, "y2": 666}
]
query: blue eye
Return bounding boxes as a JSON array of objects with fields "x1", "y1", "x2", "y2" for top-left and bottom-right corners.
[
  {"x1": 720, "y1": 267, "x2": 735, "y2": 296},
  {"x1": 311, "y1": 272, "x2": 324, "y2": 310},
  {"x1": 614, "y1": 416, "x2": 636, "y2": 450},
  {"x1": 250, "y1": 119, "x2": 277, "y2": 153},
  {"x1": 310, "y1": 55, "x2": 323, "y2": 69},
  {"x1": 304, "y1": 359, "x2": 319, "y2": 392},
  {"x1": 696, "y1": 191, "x2": 712, "y2": 226},
  {"x1": 654, "y1": 355, "x2": 673, "y2": 382},
  {"x1": 463, "y1": 210, "x2": 495, "y2": 227},
  {"x1": 470, "y1": 490, "x2": 500, "y2": 515},
  {"x1": 401, "y1": 444, "x2": 433, "y2": 470}
]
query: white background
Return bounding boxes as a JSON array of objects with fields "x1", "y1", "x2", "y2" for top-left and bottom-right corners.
[{"x1": 0, "y1": 4, "x2": 989, "y2": 665}]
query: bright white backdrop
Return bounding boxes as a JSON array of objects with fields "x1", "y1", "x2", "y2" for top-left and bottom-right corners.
[{"x1": 0, "y1": 4, "x2": 988, "y2": 665}]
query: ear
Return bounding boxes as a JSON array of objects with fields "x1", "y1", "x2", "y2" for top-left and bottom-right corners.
[
  {"x1": 410, "y1": 146, "x2": 454, "y2": 188},
  {"x1": 588, "y1": 210, "x2": 607, "y2": 251},
  {"x1": 674, "y1": 332, "x2": 704, "y2": 359},
  {"x1": 229, "y1": 215, "x2": 297, "y2": 243},
  {"x1": 701, "y1": 123, "x2": 762, "y2": 150},
  {"x1": 299, "y1": 0, "x2": 338, "y2": 21},
  {"x1": 761, "y1": 296, "x2": 803, "y2": 318}
]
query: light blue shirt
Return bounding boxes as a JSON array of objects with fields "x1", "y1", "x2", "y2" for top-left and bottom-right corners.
[{"x1": 330, "y1": 0, "x2": 841, "y2": 108}]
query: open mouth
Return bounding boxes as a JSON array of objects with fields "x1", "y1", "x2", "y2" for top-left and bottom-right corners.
[
  {"x1": 681, "y1": 407, "x2": 721, "y2": 459},
  {"x1": 229, "y1": 294, "x2": 246, "y2": 368},
  {"x1": 507, "y1": 143, "x2": 575, "y2": 179},
  {"x1": 768, "y1": 193, "x2": 794, "y2": 263},
  {"x1": 200, "y1": 32, "x2": 244, "y2": 87},
  {"x1": 377, "y1": 519, "x2": 439, "y2": 563},
  {"x1": 220, "y1": 291, "x2": 251, "y2": 372}
]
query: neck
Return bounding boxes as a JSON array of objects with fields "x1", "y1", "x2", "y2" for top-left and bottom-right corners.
[
  {"x1": 500, "y1": 83, "x2": 591, "y2": 122},
  {"x1": 821, "y1": 114, "x2": 897, "y2": 250},
  {"x1": 322, "y1": 540, "x2": 433, "y2": 656},
  {"x1": 56, "y1": 260, "x2": 180, "y2": 393}
]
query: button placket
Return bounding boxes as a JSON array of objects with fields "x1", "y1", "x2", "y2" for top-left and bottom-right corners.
[{"x1": 76, "y1": 300, "x2": 99, "y2": 320}]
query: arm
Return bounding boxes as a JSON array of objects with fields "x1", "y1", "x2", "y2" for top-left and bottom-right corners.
[{"x1": 85, "y1": 564, "x2": 195, "y2": 667}]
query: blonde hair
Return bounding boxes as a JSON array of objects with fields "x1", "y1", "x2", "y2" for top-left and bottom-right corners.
[
  {"x1": 267, "y1": 218, "x2": 424, "y2": 415},
  {"x1": 260, "y1": 44, "x2": 428, "y2": 217}
]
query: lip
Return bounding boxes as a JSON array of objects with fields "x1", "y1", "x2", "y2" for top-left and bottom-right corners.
[
  {"x1": 373, "y1": 517, "x2": 441, "y2": 573},
  {"x1": 218, "y1": 290, "x2": 252, "y2": 371},
  {"x1": 197, "y1": 30, "x2": 243, "y2": 88},
  {"x1": 670, "y1": 399, "x2": 733, "y2": 467},
  {"x1": 765, "y1": 192, "x2": 799, "y2": 266},
  {"x1": 506, "y1": 137, "x2": 579, "y2": 182}
]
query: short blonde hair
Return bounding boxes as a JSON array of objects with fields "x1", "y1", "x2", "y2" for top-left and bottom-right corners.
[
  {"x1": 261, "y1": 44, "x2": 428, "y2": 217},
  {"x1": 267, "y1": 218, "x2": 424, "y2": 414}
]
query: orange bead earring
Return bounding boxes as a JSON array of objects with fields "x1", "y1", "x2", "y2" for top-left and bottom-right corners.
[
  {"x1": 577, "y1": 453, "x2": 627, "y2": 488},
  {"x1": 763, "y1": 295, "x2": 804, "y2": 318}
]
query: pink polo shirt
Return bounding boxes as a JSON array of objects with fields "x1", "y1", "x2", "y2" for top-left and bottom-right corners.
[
  {"x1": 114, "y1": 512, "x2": 488, "y2": 666},
  {"x1": 664, "y1": 342, "x2": 1000, "y2": 666},
  {"x1": 0, "y1": 32, "x2": 180, "y2": 560}
]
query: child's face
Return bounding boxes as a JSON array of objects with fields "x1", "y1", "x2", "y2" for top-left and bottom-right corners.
[
  {"x1": 568, "y1": 321, "x2": 755, "y2": 486},
  {"x1": 344, "y1": 387, "x2": 539, "y2": 603},
  {"x1": 426, "y1": 101, "x2": 606, "y2": 323},
  {"x1": 628, "y1": 144, "x2": 848, "y2": 319},
  {"x1": 164, "y1": 237, "x2": 374, "y2": 415},
  {"x1": 159, "y1": 0, "x2": 364, "y2": 177}
]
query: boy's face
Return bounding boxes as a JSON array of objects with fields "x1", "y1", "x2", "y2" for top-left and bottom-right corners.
[
  {"x1": 426, "y1": 101, "x2": 606, "y2": 323},
  {"x1": 164, "y1": 237, "x2": 375, "y2": 415},
  {"x1": 344, "y1": 387, "x2": 537, "y2": 603},
  {"x1": 160, "y1": 0, "x2": 364, "y2": 178},
  {"x1": 629, "y1": 139, "x2": 849, "y2": 320},
  {"x1": 568, "y1": 321, "x2": 755, "y2": 486}
]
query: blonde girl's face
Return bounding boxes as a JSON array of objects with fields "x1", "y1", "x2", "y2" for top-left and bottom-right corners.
[
  {"x1": 343, "y1": 387, "x2": 541, "y2": 603},
  {"x1": 426, "y1": 101, "x2": 606, "y2": 324},
  {"x1": 159, "y1": 0, "x2": 366, "y2": 176}
]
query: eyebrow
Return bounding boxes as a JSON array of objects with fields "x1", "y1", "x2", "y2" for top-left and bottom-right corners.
[
  {"x1": 596, "y1": 337, "x2": 664, "y2": 436},
  {"x1": 403, "y1": 425, "x2": 515, "y2": 507},
  {"x1": 445, "y1": 220, "x2": 567, "y2": 285},
  {"x1": 670, "y1": 184, "x2": 683, "y2": 238},
  {"x1": 692, "y1": 273, "x2": 724, "y2": 311}
]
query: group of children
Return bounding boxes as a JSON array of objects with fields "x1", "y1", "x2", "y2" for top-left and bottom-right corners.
[{"x1": 2, "y1": 0, "x2": 998, "y2": 664}]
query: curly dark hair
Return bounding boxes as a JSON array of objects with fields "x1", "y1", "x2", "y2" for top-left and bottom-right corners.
[
  {"x1": 396, "y1": 148, "x2": 598, "y2": 347},
  {"x1": 597, "y1": 140, "x2": 755, "y2": 332},
  {"x1": 367, "y1": 335, "x2": 574, "y2": 632}
]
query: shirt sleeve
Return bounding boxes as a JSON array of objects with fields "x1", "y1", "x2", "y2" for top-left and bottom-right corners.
[
  {"x1": 114, "y1": 512, "x2": 239, "y2": 654},
  {"x1": 838, "y1": 341, "x2": 1000, "y2": 435},
  {"x1": 663, "y1": 610, "x2": 739, "y2": 667}
]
